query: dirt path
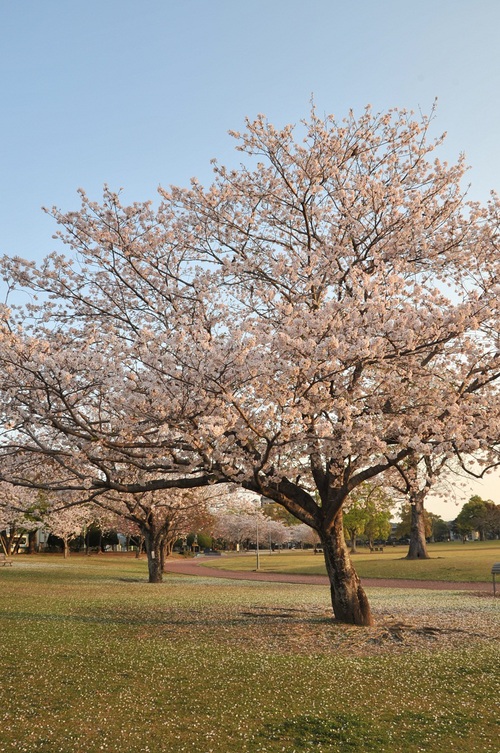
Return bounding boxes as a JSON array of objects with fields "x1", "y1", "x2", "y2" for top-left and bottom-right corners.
[{"x1": 164, "y1": 557, "x2": 493, "y2": 593}]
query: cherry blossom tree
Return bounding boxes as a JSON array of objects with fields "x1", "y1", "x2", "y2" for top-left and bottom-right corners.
[
  {"x1": 106, "y1": 513, "x2": 144, "y2": 556},
  {"x1": 212, "y1": 510, "x2": 260, "y2": 550},
  {"x1": 80, "y1": 486, "x2": 212, "y2": 582},
  {"x1": 211, "y1": 505, "x2": 291, "y2": 551},
  {"x1": 289, "y1": 523, "x2": 321, "y2": 550},
  {"x1": 388, "y1": 452, "x2": 478, "y2": 558},
  {"x1": 161, "y1": 106, "x2": 500, "y2": 624},
  {"x1": 389, "y1": 454, "x2": 447, "y2": 559},
  {"x1": 44, "y1": 502, "x2": 93, "y2": 558},
  {"x1": 1, "y1": 105, "x2": 500, "y2": 624},
  {"x1": 210, "y1": 490, "x2": 262, "y2": 549},
  {"x1": 265, "y1": 518, "x2": 293, "y2": 550},
  {"x1": 0, "y1": 482, "x2": 44, "y2": 555},
  {"x1": 0, "y1": 325, "x2": 215, "y2": 581}
]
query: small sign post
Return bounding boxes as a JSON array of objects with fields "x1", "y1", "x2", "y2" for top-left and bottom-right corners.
[{"x1": 491, "y1": 563, "x2": 500, "y2": 596}]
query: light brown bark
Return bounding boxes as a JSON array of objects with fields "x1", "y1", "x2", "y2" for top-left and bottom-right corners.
[
  {"x1": 320, "y1": 512, "x2": 374, "y2": 626},
  {"x1": 406, "y1": 495, "x2": 430, "y2": 559}
]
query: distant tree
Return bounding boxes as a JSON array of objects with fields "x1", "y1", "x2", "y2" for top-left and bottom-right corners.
[
  {"x1": 396, "y1": 503, "x2": 432, "y2": 541},
  {"x1": 189, "y1": 531, "x2": 212, "y2": 550},
  {"x1": 85, "y1": 521, "x2": 104, "y2": 552},
  {"x1": 212, "y1": 509, "x2": 265, "y2": 550},
  {"x1": 87, "y1": 486, "x2": 212, "y2": 581},
  {"x1": 343, "y1": 483, "x2": 394, "y2": 552},
  {"x1": 0, "y1": 484, "x2": 44, "y2": 555},
  {"x1": 342, "y1": 498, "x2": 369, "y2": 554},
  {"x1": 103, "y1": 514, "x2": 143, "y2": 557},
  {"x1": 289, "y1": 523, "x2": 321, "y2": 550},
  {"x1": 263, "y1": 519, "x2": 293, "y2": 550},
  {"x1": 167, "y1": 505, "x2": 215, "y2": 562},
  {"x1": 483, "y1": 502, "x2": 500, "y2": 539},
  {"x1": 364, "y1": 510, "x2": 392, "y2": 550},
  {"x1": 45, "y1": 505, "x2": 94, "y2": 558},
  {"x1": 454, "y1": 495, "x2": 500, "y2": 541},
  {"x1": 389, "y1": 454, "x2": 450, "y2": 560},
  {"x1": 428, "y1": 513, "x2": 450, "y2": 542}
]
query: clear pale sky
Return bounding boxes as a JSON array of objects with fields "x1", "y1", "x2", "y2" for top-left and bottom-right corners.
[{"x1": 1, "y1": 0, "x2": 499, "y2": 516}]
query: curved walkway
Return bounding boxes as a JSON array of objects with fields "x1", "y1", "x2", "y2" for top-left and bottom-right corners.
[{"x1": 164, "y1": 558, "x2": 493, "y2": 593}]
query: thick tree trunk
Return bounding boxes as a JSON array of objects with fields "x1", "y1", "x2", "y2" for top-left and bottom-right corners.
[
  {"x1": 406, "y1": 497, "x2": 430, "y2": 559},
  {"x1": 147, "y1": 548, "x2": 162, "y2": 582},
  {"x1": 142, "y1": 527, "x2": 165, "y2": 583},
  {"x1": 28, "y1": 530, "x2": 37, "y2": 554},
  {"x1": 320, "y1": 514, "x2": 374, "y2": 626}
]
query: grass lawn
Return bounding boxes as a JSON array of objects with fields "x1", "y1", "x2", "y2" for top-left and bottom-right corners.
[
  {"x1": 199, "y1": 540, "x2": 500, "y2": 582},
  {"x1": 0, "y1": 554, "x2": 498, "y2": 753}
]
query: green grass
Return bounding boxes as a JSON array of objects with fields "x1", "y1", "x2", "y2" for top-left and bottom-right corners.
[
  {"x1": 0, "y1": 555, "x2": 498, "y2": 753},
  {"x1": 200, "y1": 540, "x2": 500, "y2": 582}
]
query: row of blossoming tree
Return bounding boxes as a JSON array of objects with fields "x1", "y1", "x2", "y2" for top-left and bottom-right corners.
[{"x1": 1, "y1": 105, "x2": 499, "y2": 625}]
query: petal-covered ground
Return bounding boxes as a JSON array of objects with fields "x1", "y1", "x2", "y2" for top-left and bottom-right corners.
[{"x1": 0, "y1": 556, "x2": 498, "y2": 753}]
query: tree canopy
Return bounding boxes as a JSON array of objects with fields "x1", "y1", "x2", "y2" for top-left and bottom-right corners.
[
  {"x1": 454, "y1": 495, "x2": 500, "y2": 541},
  {"x1": 1, "y1": 105, "x2": 499, "y2": 623}
]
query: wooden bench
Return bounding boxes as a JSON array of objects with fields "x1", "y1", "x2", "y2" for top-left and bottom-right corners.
[
  {"x1": 370, "y1": 546, "x2": 384, "y2": 553},
  {"x1": 0, "y1": 553, "x2": 13, "y2": 566},
  {"x1": 492, "y1": 562, "x2": 500, "y2": 596}
]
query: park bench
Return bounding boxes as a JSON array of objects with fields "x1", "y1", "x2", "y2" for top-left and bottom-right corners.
[
  {"x1": 491, "y1": 562, "x2": 500, "y2": 596},
  {"x1": 0, "y1": 553, "x2": 13, "y2": 566},
  {"x1": 370, "y1": 546, "x2": 384, "y2": 553}
]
